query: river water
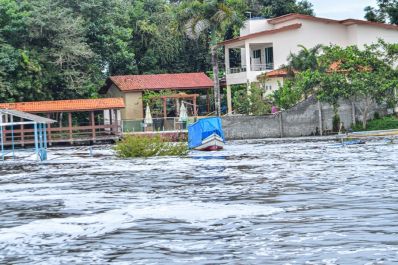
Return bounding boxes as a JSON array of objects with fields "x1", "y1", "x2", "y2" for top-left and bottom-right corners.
[{"x1": 0, "y1": 139, "x2": 397, "y2": 264}]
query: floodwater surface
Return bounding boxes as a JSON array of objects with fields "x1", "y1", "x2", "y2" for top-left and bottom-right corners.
[{"x1": 0, "y1": 139, "x2": 397, "y2": 264}]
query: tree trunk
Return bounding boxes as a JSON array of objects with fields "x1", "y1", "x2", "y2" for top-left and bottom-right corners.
[
  {"x1": 351, "y1": 101, "x2": 356, "y2": 126},
  {"x1": 362, "y1": 107, "x2": 368, "y2": 130},
  {"x1": 211, "y1": 46, "x2": 221, "y2": 116},
  {"x1": 362, "y1": 97, "x2": 371, "y2": 130}
]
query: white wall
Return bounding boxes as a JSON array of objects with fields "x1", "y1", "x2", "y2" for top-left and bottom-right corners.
[
  {"x1": 240, "y1": 19, "x2": 270, "y2": 36},
  {"x1": 352, "y1": 24, "x2": 398, "y2": 47}
]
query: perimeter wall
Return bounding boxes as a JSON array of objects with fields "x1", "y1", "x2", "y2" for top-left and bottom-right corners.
[{"x1": 222, "y1": 96, "x2": 388, "y2": 140}]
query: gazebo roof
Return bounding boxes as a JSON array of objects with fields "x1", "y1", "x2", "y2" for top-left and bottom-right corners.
[
  {"x1": 105, "y1": 72, "x2": 213, "y2": 92},
  {"x1": 0, "y1": 98, "x2": 125, "y2": 113}
]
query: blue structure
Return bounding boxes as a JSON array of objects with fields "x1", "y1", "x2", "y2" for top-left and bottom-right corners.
[
  {"x1": 188, "y1": 117, "x2": 225, "y2": 149},
  {"x1": 0, "y1": 109, "x2": 55, "y2": 161}
]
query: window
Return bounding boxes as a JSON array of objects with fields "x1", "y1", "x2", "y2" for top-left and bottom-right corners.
[
  {"x1": 253, "y1": 49, "x2": 261, "y2": 59},
  {"x1": 265, "y1": 47, "x2": 274, "y2": 67}
]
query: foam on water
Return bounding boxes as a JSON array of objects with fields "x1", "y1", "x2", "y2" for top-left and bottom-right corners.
[{"x1": 0, "y1": 139, "x2": 397, "y2": 264}]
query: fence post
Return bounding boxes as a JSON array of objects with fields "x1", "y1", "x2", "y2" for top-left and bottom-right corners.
[
  {"x1": 318, "y1": 100, "x2": 323, "y2": 136},
  {"x1": 279, "y1": 111, "x2": 284, "y2": 138}
]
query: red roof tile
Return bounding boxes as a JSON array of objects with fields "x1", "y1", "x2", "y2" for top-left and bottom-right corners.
[
  {"x1": 268, "y1": 13, "x2": 398, "y2": 30},
  {"x1": 218, "y1": 23, "x2": 302, "y2": 46},
  {"x1": 0, "y1": 98, "x2": 125, "y2": 113},
  {"x1": 109, "y1": 72, "x2": 214, "y2": 92},
  {"x1": 265, "y1": 69, "x2": 289, "y2": 77}
]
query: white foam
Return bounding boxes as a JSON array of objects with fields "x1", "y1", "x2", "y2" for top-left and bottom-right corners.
[{"x1": 0, "y1": 201, "x2": 283, "y2": 251}]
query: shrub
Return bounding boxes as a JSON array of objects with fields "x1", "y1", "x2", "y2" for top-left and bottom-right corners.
[
  {"x1": 114, "y1": 135, "x2": 189, "y2": 158},
  {"x1": 352, "y1": 115, "x2": 398, "y2": 131}
]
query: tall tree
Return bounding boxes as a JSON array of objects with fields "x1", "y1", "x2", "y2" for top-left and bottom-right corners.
[
  {"x1": 365, "y1": 0, "x2": 398, "y2": 24},
  {"x1": 180, "y1": 0, "x2": 245, "y2": 116}
]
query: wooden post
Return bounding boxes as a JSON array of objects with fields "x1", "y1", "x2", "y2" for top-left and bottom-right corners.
[
  {"x1": 193, "y1": 95, "x2": 198, "y2": 117},
  {"x1": 68, "y1": 112, "x2": 73, "y2": 143},
  {"x1": 206, "y1": 90, "x2": 210, "y2": 113},
  {"x1": 20, "y1": 123, "x2": 24, "y2": 147},
  {"x1": 163, "y1": 98, "x2": 167, "y2": 118},
  {"x1": 109, "y1": 109, "x2": 113, "y2": 134},
  {"x1": 318, "y1": 101, "x2": 323, "y2": 136},
  {"x1": 114, "y1": 109, "x2": 119, "y2": 136},
  {"x1": 46, "y1": 113, "x2": 52, "y2": 145},
  {"x1": 90, "y1": 111, "x2": 96, "y2": 141}
]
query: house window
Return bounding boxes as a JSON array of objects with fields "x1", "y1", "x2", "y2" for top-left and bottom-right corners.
[
  {"x1": 253, "y1": 49, "x2": 261, "y2": 59},
  {"x1": 265, "y1": 47, "x2": 274, "y2": 68}
]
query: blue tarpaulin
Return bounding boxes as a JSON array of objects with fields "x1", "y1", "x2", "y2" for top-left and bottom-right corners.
[{"x1": 188, "y1": 117, "x2": 225, "y2": 149}]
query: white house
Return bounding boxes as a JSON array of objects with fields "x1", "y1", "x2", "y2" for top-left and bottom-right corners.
[{"x1": 218, "y1": 13, "x2": 398, "y2": 113}]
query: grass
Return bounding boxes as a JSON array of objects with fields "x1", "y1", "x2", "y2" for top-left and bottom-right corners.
[
  {"x1": 114, "y1": 135, "x2": 188, "y2": 158},
  {"x1": 352, "y1": 115, "x2": 398, "y2": 131}
]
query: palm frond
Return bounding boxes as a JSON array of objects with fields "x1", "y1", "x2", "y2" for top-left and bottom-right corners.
[{"x1": 184, "y1": 17, "x2": 210, "y2": 40}]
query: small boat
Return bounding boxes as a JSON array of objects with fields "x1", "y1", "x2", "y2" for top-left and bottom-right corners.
[{"x1": 188, "y1": 117, "x2": 225, "y2": 151}]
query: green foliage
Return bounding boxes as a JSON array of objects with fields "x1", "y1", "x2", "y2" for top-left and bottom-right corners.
[
  {"x1": 248, "y1": 0, "x2": 313, "y2": 18},
  {"x1": 233, "y1": 84, "x2": 271, "y2": 115},
  {"x1": 365, "y1": 0, "x2": 398, "y2": 25},
  {"x1": 0, "y1": 0, "x2": 315, "y2": 103},
  {"x1": 272, "y1": 80, "x2": 302, "y2": 110},
  {"x1": 114, "y1": 135, "x2": 188, "y2": 158},
  {"x1": 274, "y1": 42, "x2": 398, "y2": 129},
  {"x1": 352, "y1": 115, "x2": 398, "y2": 131},
  {"x1": 287, "y1": 44, "x2": 323, "y2": 73}
]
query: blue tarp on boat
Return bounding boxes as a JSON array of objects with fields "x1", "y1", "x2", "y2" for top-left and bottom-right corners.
[{"x1": 188, "y1": 117, "x2": 225, "y2": 149}]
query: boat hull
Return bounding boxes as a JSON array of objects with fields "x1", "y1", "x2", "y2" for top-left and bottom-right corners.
[{"x1": 193, "y1": 134, "x2": 224, "y2": 151}]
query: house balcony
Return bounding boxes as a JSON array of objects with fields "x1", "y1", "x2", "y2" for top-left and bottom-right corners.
[
  {"x1": 226, "y1": 63, "x2": 274, "y2": 85},
  {"x1": 224, "y1": 41, "x2": 274, "y2": 85}
]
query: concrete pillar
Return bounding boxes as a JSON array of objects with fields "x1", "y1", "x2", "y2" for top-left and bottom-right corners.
[
  {"x1": 318, "y1": 101, "x2": 323, "y2": 136},
  {"x1": 245, "y1": 42, "x2": 251, "y2": 73},
  {"x1": 279, "y1": 112, "x2": 284, "y2": 138},
  {"x1": 226, "y1": 85, "x2": 232, "y2": 114},
  {"x1": 224, "y1": 46, "x2": 230, "y2": 73}
]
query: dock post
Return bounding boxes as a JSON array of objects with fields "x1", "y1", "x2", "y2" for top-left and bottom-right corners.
[
  {"x1": 34, "y1": 123, "x2": 39, "y2": 160},
  {"x1": 0, "y1": 114, "x2": 4, "y2": 161},
  {"x1": 68, "y1": 112, "x2": 73, "y2": 144},
  {"x1": 90, "y1": 111, "x2": 96, "y2": 142}
]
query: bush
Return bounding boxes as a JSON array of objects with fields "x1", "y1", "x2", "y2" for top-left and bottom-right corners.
[
  {"x1": 352, "y1": 115, "x2": 398, "y2": 131},
  {"x1": 114, "y1": 135, "x2": 189, "y2": 158}
]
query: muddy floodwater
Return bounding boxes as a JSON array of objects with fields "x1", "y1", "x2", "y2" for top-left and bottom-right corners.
[{"x1": 0, "y1": 139, "x2": 397, "y2": 264}]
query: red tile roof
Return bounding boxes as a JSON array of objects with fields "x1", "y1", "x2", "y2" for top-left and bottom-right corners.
[
  {"x1": 268, "y1": 13, "x2": 398, "y2": 30},
  {"x1": 0, "y1": 98, "x2": 125, "y2": 113},
  {"x1": 218, "y1": 23, "x2": 302, "y2": 46},
  {"x1": 265, "y1": 69, "x2": 289, "y2": 77},
  {"x1": 109, "y1": 72, "x2": 214, "y2": 92},
  {"x1": 219, "y1": 14, "x2": 398, "y2": 46}
]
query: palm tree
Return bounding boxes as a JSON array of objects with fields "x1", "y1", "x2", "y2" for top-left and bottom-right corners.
[
  {"x1": 287, "y1": 44, "x2": 323, "y2": 73},
  {"x1": 180, "y1": 1, "x2": 243, "y2": 116}
]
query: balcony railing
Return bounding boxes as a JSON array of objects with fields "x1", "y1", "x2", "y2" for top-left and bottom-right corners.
[
  {"x1": 251, "y1": 63, "x2": 274, "y2": 71},
  {"x1": 227, "y1": 66, "x2": 247, "y2": 74},
  {"x1": 227, "y1": 63, "x2": 274, "y2": 74}
]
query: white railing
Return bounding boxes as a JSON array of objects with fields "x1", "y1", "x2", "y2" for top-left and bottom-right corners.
[
  {"x1": 227, "y1": 66, "x2": 247, "y2": 74},
  {"x1": 251, "y1": 63, "x2": 274, "y2": 71},
  {"x1": 227, "y1": 64, "x2": 274, "y2": 74}
]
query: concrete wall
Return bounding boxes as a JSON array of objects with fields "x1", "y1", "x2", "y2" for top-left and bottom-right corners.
[{"x1": 222, "y1": 96, "x2": 387, "y2": 140}]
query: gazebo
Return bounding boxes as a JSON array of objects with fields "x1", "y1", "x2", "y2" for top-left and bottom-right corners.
[{"x1": 0, "y1": 98, "x2": 125, "y2": 145}]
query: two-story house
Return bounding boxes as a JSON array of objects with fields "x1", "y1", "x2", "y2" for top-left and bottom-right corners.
[{"x1": 219, "y1": 13, "x2": 398, "y2": 113}]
